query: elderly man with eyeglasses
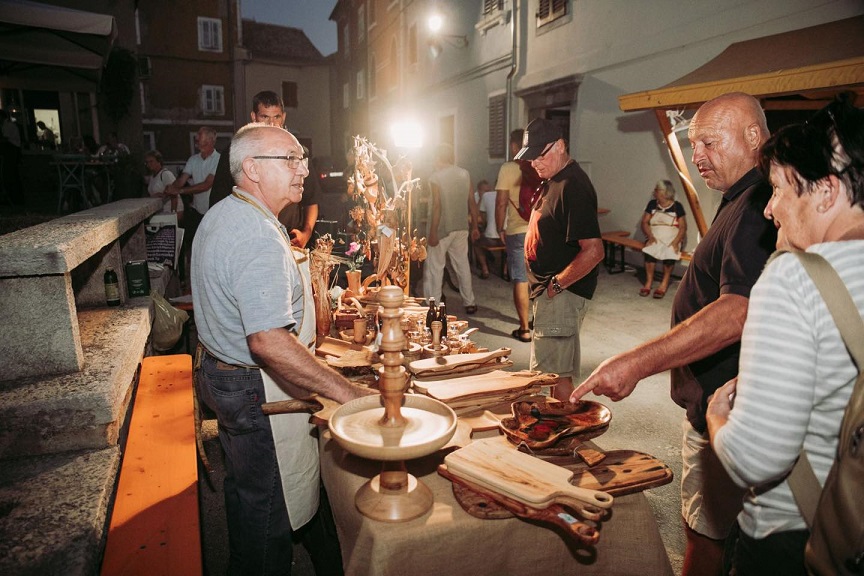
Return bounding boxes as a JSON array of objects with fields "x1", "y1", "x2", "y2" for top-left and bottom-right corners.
[
  {"x1": 514, "y1": 118, "x2": 604, "y2": 403},
  {"x1": 192, "y1": 123, "x2": 374, "y2": 576}
]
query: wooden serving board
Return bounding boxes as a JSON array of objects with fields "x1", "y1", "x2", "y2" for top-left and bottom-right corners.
[
  {"x1": 444, "y1": 436, "x2": 613, "y2": 512},
  {"x1": 438, "y1": 464, "x2": 602, "y2": 546},
  {"x1": 413, "y1": 370, "x2": 558, "y2": 404},
  {"x1": 445, "y1": 449, "x2": 673, "y2": 520},
  {"x1": 315, "y1": 336, "x2": 360, "y2": 358},
  {"x1": 409, "y1": 348, "x2": 512, "y2": 379}
]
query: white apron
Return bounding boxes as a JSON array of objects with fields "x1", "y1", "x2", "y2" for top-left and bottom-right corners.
[
  {"x1": 642, "y1": 210, "x2": 681, "y2": 261},
  {"x1": 260, "y1": 246, "x2": 321, "y2": 530}
]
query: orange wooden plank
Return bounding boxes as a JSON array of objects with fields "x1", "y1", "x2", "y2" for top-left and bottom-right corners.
[{"x1": 101, "y1": 354, "x2": 201, "y2": 576}]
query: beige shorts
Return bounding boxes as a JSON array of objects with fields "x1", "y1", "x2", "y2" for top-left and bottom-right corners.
[
  {"x1": 680, "y1": 418, "x2": 746, "y2": 539},
  {"x1": 529, "y1": 290, "x2": 589, "y2": 379}
]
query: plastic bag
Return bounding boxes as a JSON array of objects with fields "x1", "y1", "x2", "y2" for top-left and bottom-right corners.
[{"x1": 151, "y1": 290, "x2": 189, "y2": 351}]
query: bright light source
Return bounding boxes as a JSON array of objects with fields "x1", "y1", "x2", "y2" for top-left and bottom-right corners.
[
  {"x1": 390, "y1": 120, "x2": 424, "y2": 149},
  {"x1": 427, "y1": 13, "x2": 443, "y2": 33}
]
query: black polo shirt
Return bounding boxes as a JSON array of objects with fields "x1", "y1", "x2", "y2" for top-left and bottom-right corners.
[
  {"x1": 671, "y1": 167, "x2": 777, "y2": 433},
  {"x1": 525, "y1": 160, "x2": 601, "y2": 300}
]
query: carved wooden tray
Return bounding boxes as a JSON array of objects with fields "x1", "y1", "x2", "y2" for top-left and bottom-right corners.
[{"x1": 499, "y1": 399, "x2": 612, "y2": 450}]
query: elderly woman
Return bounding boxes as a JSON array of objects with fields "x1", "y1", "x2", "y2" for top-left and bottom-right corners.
[
  {"x1": 639, "y1": 179, "x2": 687, "y2": 298},
  {"x1": 706, "y1": 93, "x2": 864, "y2": 575},
  {"x1": 145, "y1": 150, "x2": 180, "y2": 216}
]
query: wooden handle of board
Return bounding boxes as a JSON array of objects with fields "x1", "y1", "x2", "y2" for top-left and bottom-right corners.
[{"x1": 261, "y1": 398, "x2": 324, "y2": 415}]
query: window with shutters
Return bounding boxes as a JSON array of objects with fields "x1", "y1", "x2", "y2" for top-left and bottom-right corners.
[
  {"x1": 488, "y1": 94, "x2": 506, "y2": 158},
  {"x1": 282, "y1": 81, "x2": 298, "y2": 108},
  {"x1": 483, "y1": 0, "x2": 504, "y2": 14},
  {"x1": 201, "y1": 85, "x2": 224, "y2": 115},
  {"x1": 537, "y1": 0, "x2": 567, "y2": 27},
  {"x1": 356, "y1": 69, "x2": 365, "y2": 100},
  {"x1": 198, "y1": 17, "x2": 223, "y2": 52},
  {"x1": 358, "y1": 4, "x2": 366, "y2": 43}
]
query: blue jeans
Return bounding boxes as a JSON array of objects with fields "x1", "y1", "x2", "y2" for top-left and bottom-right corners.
[{"x1": 196, "y1": 351, "x2": 344, "y2": 576}]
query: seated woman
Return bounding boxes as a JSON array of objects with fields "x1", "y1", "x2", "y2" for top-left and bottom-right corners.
[
  {"x1": 639, "y1": 179, "x2": 687, "y2": 298},
  {"x1": 145, "y1": 150, "x2": 181, "y2": 217},
  {"x1": 706, "y1": 93, "x2": 864, "y2": 575}
]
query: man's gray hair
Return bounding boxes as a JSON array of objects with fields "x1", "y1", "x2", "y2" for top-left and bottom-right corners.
[
  {"x1": 229, "y1": 123, "x2": 283, "y2": 183},
  {"x1": 198, "y1": 126, "x2": 217, "y2": 142}
]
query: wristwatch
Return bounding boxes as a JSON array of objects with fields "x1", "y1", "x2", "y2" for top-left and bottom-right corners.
[{"x1": 550, "y1": 276, "x2": 564, "y2": 294}]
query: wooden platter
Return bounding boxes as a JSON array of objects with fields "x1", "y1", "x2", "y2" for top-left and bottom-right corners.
[{"x1": 499, "y1": 399, "x2": 612, "y2": 450}]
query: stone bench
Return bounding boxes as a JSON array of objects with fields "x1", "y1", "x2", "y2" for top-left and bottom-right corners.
[{"x1": 0, "y1": 198, "x2": 162, "y2": 380}]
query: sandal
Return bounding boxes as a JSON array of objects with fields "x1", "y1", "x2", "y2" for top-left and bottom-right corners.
[
  {"x1": 653, "y1": 288, "x2": 666, "y2": 299},
  {"x1": 479, "y1": 271, "x2": 490, "y2": 279},
  {"x1": 511, "y1": 329, "x2": 532, "y2": 343},
  {"x1": 639, "y1": 287, "x2": 651, "y2": 297}
]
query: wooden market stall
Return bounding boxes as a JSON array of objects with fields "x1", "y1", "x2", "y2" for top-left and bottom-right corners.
[{"x1": 618, "y1": 15, "x2": 864, "y2": 238}]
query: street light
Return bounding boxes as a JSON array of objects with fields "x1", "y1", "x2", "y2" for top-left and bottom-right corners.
[{"x1": 426, "y1": 7, "x2": 468, "y2": 58}]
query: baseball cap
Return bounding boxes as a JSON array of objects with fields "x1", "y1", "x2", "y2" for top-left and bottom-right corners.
[{"x1": 514, "y1": 118, "x2": 563, "y2": 160}]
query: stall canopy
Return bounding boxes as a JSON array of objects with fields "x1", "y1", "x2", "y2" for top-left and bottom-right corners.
[
  {"x1": 0, "y1": 0, "x2": 117, "y2": 90},
  {"x1": 619, "y1": 15, "x2": 864, "y2": 112},
  {"x1": 617, "y1": 15, "x2": 864, "y2": 236}
]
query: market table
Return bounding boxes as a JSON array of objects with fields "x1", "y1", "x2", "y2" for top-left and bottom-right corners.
[{"x1": 319, "y1": 429, "x2": 674, "y2": 576}]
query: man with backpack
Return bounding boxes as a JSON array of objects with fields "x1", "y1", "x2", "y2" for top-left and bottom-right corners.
[{"x1": 495, "y1": 129, "x2": 540, "y2": 342}]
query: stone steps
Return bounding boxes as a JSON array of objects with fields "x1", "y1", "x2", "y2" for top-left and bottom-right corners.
[
  {"x1": 0, "y1": 198, "x2": 169, "y2": 574},
  {"x1": 0, "y1": 447, "x2": 120, "y2": 576},
  {"x1": 0, "y1": 304, "x2": 153, "y2": 458}
]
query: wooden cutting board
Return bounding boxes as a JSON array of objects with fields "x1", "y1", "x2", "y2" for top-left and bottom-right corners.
[
  {"x1": 409, "y1": 348, "x2": 512, "y2": 379},
  {"x1": 437, "y1": 464, "x2": 602, "y2": 546},
  {"x1": 499, "y1": 399, "x2": 612, "y2": 450},
  {"x1": 413, "y1": 370, "x2": 558, "y2": 404},
  {"x1": 445, "y1": 449, "x2": 673, "y2": 520},
  {"x1": 444, "y1": 436, "x2": 613, "y2": 512}
]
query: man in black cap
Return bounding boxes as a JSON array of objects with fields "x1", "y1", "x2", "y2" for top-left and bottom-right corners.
[{"x1": 515, "y1": 118, "x2": 604, "y2": 402}]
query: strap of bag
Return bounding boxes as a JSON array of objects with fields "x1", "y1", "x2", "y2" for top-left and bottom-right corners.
[{"x1": 779, "y1": 250, "x2": 864, "y2": 527}]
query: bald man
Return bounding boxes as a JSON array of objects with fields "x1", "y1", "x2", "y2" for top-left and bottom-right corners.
[{"x1": 571, "y1": 93, "x2": 778, "y2": 576}]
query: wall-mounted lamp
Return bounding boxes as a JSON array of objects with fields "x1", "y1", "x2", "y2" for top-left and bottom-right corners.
[{"x1": 427, "y1": 9, "x2": 468, "y2": 58}]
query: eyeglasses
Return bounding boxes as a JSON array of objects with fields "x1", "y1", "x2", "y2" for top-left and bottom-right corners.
[{"x1": 252, "y1": 155, "x2": 309, "y2": 169}]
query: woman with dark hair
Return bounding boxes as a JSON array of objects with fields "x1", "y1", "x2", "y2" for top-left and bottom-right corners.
[{"x1": 706, "y1": 93, "x2": 864, "y2": 575}]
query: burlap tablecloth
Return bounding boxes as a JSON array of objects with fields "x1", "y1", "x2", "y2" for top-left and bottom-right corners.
[{"x1": 319, "y1": 431, "x2": 673, "y2": 576}]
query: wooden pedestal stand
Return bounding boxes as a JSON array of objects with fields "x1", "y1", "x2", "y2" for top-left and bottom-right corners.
[{"x1": 328, "y1": 286, "x2": 457, "y2": 522}]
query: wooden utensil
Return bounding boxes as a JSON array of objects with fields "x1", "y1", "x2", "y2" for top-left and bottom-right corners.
[
  {"x1": 437, "y1": 464, "x2": 602, "y2": 546},
  {"x1": 444, "y1": 437, "x2": 613, "y2": 512},
  {"x1": 261, "y1": 395, "x2": 342, "y2": 426}
]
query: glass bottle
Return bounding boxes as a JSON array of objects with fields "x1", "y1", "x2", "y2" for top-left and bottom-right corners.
[
  {"x1": 104, "y1": 267, "x2": 120, "y2": 306},
  {"x1": 425, "y1": 297, "x2": 437, "y2": 329}
]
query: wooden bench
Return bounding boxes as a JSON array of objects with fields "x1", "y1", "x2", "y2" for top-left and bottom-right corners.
[
  {"x1": 601, "y1": 230, "x2": 691, "y2": 274},
  {"x1": 101, "y1": 354, "x2": 202, "y2": 576}
]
